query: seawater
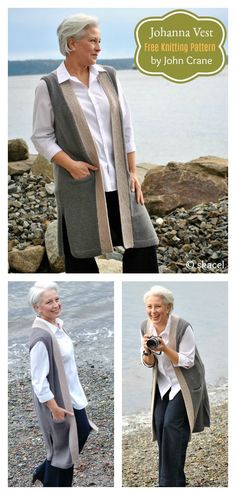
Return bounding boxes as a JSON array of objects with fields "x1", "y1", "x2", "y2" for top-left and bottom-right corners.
[
  {"x1": 122, "y1": 281, "x2": 228, "y2": 414},
  {"x1": 8, "y1": 67, "x2": 227, "y2": 165}
]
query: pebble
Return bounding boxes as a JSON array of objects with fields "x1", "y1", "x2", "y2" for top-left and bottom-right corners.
[{"x1": 45, "y1": 182, "x2": 55, "y2": 195}]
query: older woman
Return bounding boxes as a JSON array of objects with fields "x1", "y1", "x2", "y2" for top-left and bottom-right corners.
[
  {"x1": 141, "y1": 285, "x2": 210, "y2": 487},
  {"x1": 29, "y1": 281, "x2": 97, "y2": 487},
  {"x1": 31, "y1": 13, "x2": 158, "y2": 273}
]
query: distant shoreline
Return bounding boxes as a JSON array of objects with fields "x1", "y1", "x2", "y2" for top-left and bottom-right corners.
[
  {"x1": 8, "y1": 56, "x2": 228, "y2": 76},
  {"x1": 8, "y1": 58, "x2": 135, "y2": 76}
]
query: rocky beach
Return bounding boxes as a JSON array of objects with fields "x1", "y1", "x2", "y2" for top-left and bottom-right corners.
[
  {"x1": 8, "y1": 323, "x2": 114, "y2": 487},
  {"x1": 122, "y1": 399, "x2": 228, "y2": 487},
  {"x1": 8, "y1": 140, "x2": 228, "y2": 273}
]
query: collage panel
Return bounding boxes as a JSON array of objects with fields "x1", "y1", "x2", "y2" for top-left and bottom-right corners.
[
  {"x1": 8, "y1": 8, "x2": 227, "y2": 275},
  {"x1": 8, "y1": 280, "x2": 114, "y2": 487},
  {"x1": 122, "y1": 281, "x2": 228, "y2": 488}
]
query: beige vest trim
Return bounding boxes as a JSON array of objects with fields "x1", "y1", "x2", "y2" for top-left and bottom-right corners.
[
  {"x1": 32, "y1": 319, "x2": 80, "y2": 466},
  {"x1": 169, "y1": 315, "x2": 195, "y2": 434},
  {"x1": 144, "y1": 319, "x2": 159, "y2": 441},
  {"x1": 98, "y1": 72, "x2": 134, "y2": 248},
  {"x1": 60, "y1": 80, "x2": 113, "y2": 254},
  {"x1": 150, "y1": 363, "x2": 158, "y2": 441}
]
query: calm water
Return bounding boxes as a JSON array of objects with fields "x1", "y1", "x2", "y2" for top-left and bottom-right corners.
[
  {"x1": 8, "y1": 67, "x2": 227, "y2": 165},
  {"x1": 8, "y1": 281, "x2": 114, "y2": 380},
  {"x1": 122, "y1": 281, "x2": 228, "y2": 414}
]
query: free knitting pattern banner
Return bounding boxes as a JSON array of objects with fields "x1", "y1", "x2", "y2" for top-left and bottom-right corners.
[{"x1": 135, "y1": 10, "x2": 227, "y2": 82}]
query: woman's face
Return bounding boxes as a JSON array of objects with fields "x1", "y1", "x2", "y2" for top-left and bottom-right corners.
[
  {"x1": 35, "y1": 289, "x2": 61, "y2": 324},
  {"x1": 69, "y1": 26, "x2": 101, "y2": 66},
  {"x1": 145, "y1": 295, "x2": 171, "y2": 329}
]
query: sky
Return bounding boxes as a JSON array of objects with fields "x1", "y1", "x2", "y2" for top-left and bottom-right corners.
[{"x1": 8, "y1": 7, "x2": 228, "y2": 60}]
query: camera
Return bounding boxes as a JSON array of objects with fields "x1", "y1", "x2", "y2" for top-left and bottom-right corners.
[{"x1": 146, "y1": 336, "x2": 161, "y2": 350}]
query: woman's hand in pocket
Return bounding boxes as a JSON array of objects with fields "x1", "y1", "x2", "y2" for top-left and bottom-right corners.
[
  {"x1": 51, "y1": 406, "x2": 74, "y2": 421},
  {"x1": 70, "y1": 160, "x2": 98, "y2": 180},
  {"x1": 45, "y1": 398, "x2": 74, "y2": 421}
]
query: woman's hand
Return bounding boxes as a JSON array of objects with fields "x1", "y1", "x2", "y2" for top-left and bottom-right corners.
[
  {"x1": 45, "y1": 398, "x2": 74, "y2": 421},
  {"x1": 143, "y1": 334, "x2": 152, "y2": 353},
  {"x1": 130, "y1": 172, "x2": 144, "y2": 205},
  {"x1": 153, "y1": 336, "x2": 166, "y2": 353},
  {"x1": 70, "y1": 160, "x2": 98, "y2": 180},
  {"x1": 127, "y1": 152, "x2": 144, "y2": 205},
  {"x1": 51, "y1": 406, "x2": 74, "y2": 421},
  {"x1": 142, "y1": 334, "x2": 155, "y2": 366},
  {"x1": 145, "y1": 336, "x2": 179, "y2": 365},
  {"x1": 143, "y1": 335, "x2": 166, "y2": 354},
  {"x1": 51, "y1": 151, "x2": 98, "y2": 180}
]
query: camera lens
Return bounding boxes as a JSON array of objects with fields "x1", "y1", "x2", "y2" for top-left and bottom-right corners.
[{"x1": 146, "y1": 336, "x2": 159, "y2": 349}]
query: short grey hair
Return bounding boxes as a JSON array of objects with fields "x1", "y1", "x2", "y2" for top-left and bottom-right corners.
[
  {"x1": 28, "y1": 281, "x2": 59, "y2": 307},
  {"x1": 57, "y1": 13, "x2": 99, "y2": 56},
  {"x1": 143, "y1": 285, "x2": 174, "y2": 308}
]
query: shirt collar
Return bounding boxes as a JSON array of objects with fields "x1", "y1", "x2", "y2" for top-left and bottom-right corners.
[
  {"x1": 56, "y1": 61, "x2": 106, "y2": 84},
  {"x1": 35, "y1": 316, "x2": 64, "y2": 334},
  {"x1": 150, "y1": 314, "x2": 172, "y2": 337}
]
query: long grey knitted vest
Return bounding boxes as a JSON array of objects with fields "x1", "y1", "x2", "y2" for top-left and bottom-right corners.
[
  {"x1": 29, "y1": 323, "x2": 79, "y2": 468},
  {"x1": 42, "y1": 65, "x2": 158, "y2": 258}
]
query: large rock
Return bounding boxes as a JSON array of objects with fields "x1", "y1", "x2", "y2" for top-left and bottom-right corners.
[
  {"x1": 136, "y1": 163, "x2": 162, "y2": 184},
  {"x1": 45, "y1": 220, "x2": 122, "y2": 273},
  {"x1": 9, "y1": 245, "x2": 45, "y2": 272},
  {"x1": 8, "y1": 155, "x2": 35, "y2": 176},
  {"x1": 45, "y1": 220, "x2": 64, "y2": 272},
  {"x1": 8, "y1": 139, "x2": 29, "y2": 161},
  {"x1": 96, "y1": 257, "x2": 122, "y2": 273},
  {"x1": 31, "y1": 154, "x2": 54, "y2": 180},
  {"x1": 142, "y1": 156, "x2": 228, "y2": 216}
]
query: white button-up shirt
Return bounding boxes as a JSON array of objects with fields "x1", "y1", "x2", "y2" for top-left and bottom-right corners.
[
  {"x1": 142, "y1": 315, "x2": 195, "y2": 400},
  {"x1": 30, "y1": 317, "x2": 88, "y2": 410},
  {"x1": 31, "y1": 62, "x2": 136, "y2": 192}
]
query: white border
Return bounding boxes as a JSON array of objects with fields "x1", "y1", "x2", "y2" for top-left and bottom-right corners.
[{"x1": 2, "y1": 0, "x2": 234, "y2": 493}]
